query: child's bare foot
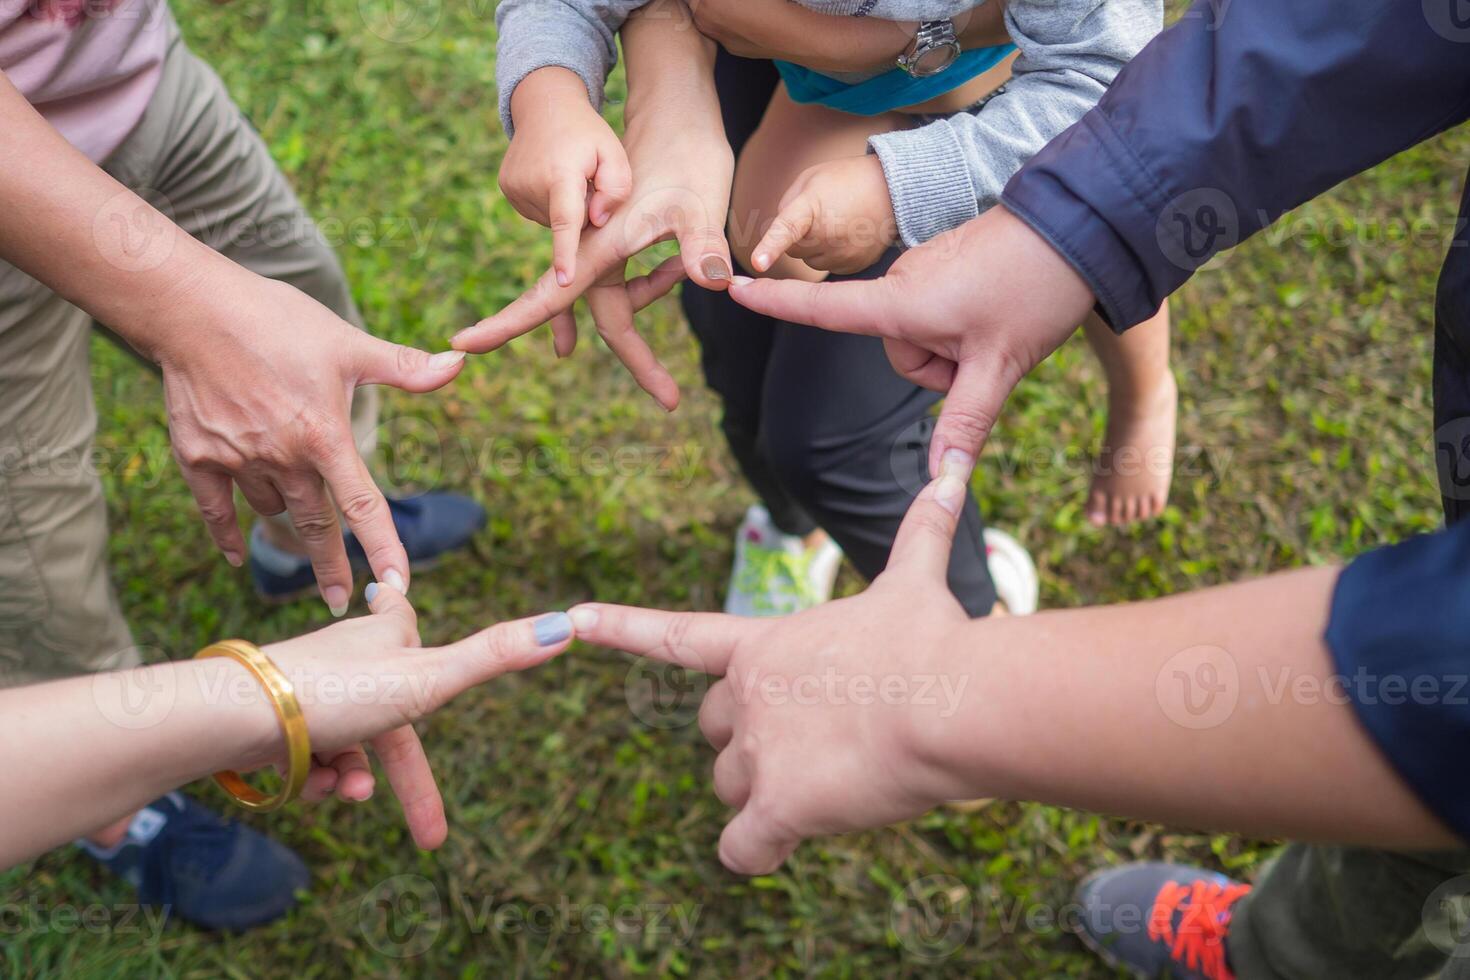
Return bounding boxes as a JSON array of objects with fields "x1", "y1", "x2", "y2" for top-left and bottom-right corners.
[{"x1": 1086, "y1": 373, "x2": 1178, "y2": 527}]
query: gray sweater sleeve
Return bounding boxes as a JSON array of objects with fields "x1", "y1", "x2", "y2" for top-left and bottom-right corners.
[
  {"x1": 868, "y1": 0, "x2": 1162, "y2": 247},
  {"x1": 494, "y1": 0, "x2": 649, "y2": 137}
]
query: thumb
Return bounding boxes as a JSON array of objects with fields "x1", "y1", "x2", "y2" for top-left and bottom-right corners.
[
  {"x1": 354, "y1": 334, "x2": 466, "y2": 393},
  {"x1": 728, "y1": 275, "x2": 894, "y2": 336},
  {"x1": 365, "y1": 578, "x2": 420, "y2": 647},
  {"x1": 927, "y1": 357, "x2": 1009, "y2": 477},
  {"x1": 718, "y1": 803, "x2": 799, "y2": 875},
  {"x1": 676, "y1": 218, "x2": 734, "y2": 291},
  {"x1": 429, "y1": 611, "x2": 573, "y2": 694},
  {"x1": 886, "y1": 468, "x2": 969, "y2": 584}
]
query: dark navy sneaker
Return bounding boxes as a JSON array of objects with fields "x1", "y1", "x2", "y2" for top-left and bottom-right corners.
[
  {"x1": 250, "y1": 491, "x2": 487, "y2": 603},
  {"x1": 77, "y1": 792, "x2": 309, "y2": 931},
  {"x1": 1074, "y1": 862, "x2": 1250, "y2": 980}
]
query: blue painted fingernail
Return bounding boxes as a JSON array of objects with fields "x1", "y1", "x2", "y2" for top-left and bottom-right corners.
[
  {"x1": 533, "y1": 612, "x2": 572, "y2": 647},
  {"x1": 365, "y1": 582, "x2": 380, "y2": 603}
]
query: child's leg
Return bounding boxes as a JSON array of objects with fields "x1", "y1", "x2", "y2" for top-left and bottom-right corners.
[
  {"x1": 729, "y1": 84, "x2": 908, "y2": 282},
  {"x1": 1082, "y1": 304, "x2": 1177, "y2": 526}
]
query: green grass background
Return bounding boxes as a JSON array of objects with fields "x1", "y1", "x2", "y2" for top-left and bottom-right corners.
[{"x1": 4, "y1": 0, "x2": 1467, "y2": 975}]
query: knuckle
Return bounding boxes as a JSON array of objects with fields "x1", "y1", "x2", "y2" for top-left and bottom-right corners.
[
  {"x1": 336, "y1": 486, "x2": 384, "y2": 527},
  {"x1": 659, "y1": 613, "x2": 696, "y2": 664},
  {"x1": 196, "y1": 499, "x2": 235, "y2": 527},
  {"x1": 291, "y1": 510, "x2": 339, "y2": 543}
]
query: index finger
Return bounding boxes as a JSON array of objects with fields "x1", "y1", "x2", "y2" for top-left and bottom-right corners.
[
  {"x1": 728, "y1": 275, "x2": 897, "y2": 337},
  {"x1": 548, "y1": 176, "x2": 589, "y2": 286},
  {"x1": 318, "y1": 440, "x2": 411, "y2": 593},
  {"x1": 568, "y1": 603, "x2": 744, "y2": 677},
  {"x1": 452, "y1": 224, "x2": 624, "y2": 354},
  {"x1": 751, "y1": 197, "x2": 815, "y2": 273}
]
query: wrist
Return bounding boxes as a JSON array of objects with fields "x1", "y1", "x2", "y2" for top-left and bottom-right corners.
[
  {"x1": 892, "y1": 618, "x2": 990, "y2": 805},
  {"x1": 509, "y1": 66, "x2": 594, "y2": 132}
]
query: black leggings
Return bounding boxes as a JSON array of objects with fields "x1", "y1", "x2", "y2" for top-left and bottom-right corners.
[{"x1": 680, "y1": 50, "x2": 997, "y2": 617}]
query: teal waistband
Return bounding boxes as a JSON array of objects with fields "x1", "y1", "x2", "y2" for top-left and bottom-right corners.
[{"x1": 774, "y1": 44, "x2": 1017, "y2": 116}]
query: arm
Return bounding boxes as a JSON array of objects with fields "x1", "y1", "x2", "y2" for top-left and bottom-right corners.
[
  {"x1": 868, "y1": 0, "x2": 1163, "y2": 247},
  {"x1": 685, "y1": 0, "x2": 1010, "y2": 76},
  {"x1": 460, "y1": 0, "x2": 735, "y2": 407},
  {"x1": 493, "y1": 0, "x2": 649, "y2": 137},
  {"x1": 1003, "y1": 0, "x2": 1470, "y2": 329},
  {"x1": 570, "y1": 475, "x2": 1460, "y2": 875},
  {"x1": 0, "y1": 586, "x2": 573, "y2": 868}
]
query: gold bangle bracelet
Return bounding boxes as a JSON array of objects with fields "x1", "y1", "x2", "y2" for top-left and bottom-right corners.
[{"x1": 194, "y1": 639, "x2": 311, "y2": 813}]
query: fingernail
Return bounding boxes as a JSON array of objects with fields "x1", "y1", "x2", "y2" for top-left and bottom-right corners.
[
  {"x1": 430, "y1": 350, "x2": 466, "y2": 371},
  {"x1": 365, "y1": 582, "x2": 380, "y2": 603},
  {"x1": 933, "y1": 474, "x2": 965, "y2": 515},
  {"x1": 352, "y1": 785, "x2": 374, "y2": 802},
  {"x1": 533, "y1": 612, "x2": 573, "y2": 646},
  {"x1": 569, "y1": 606, "x2": 599, "y2": 631},
  {"x1": 752, "y1": 253, "x2": 768, "y2": 271},
  {"x1": 324, "y1": 586, "x2": 350, "y2": 618},
  {"x1": 701, "y1": 256, "x2": 731, "y2": 281},
  {"x1": 730, "y1": 275, "x2": 754, "y2": 286},
  {"x1": 384, "y1": 569, "x2": 407, "y2": 595},
  {"x1": 224, "y1": 551, "x2": 243, "y2": 568},
  {"x1": 939, "y1": 448, "x2": 974, "y2": 480},
  {"x1": 556, "y1": 269, "x2": 571, "y2": 287}
]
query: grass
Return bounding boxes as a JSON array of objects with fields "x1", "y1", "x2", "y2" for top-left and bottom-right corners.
[{"x1": 4, "y1": 0, "x2": 1466, "y2": 975}]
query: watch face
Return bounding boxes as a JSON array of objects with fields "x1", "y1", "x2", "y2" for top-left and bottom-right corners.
[{"x1": 911, "y1": 42, "x2": 959, "y2": 76}]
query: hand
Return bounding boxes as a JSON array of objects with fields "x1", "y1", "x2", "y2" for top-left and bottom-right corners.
[
  {"x1": 750, "y1": 154, "x2": 897, "y2": 276},
  {"x1": 455, "y1": 99, "x2": 734, "y2": 411},
  {"x1": 568, "y1": 470, "x2": 978, "y2": 873},
  {"x1": 255, "y1": 583, "x2": 573, "y2": 848},
  {"x1": 500, "y1": 67, "x2": 634, "y2": 285},
  {"x1": 158, "y1": 269, "x2": 466, "y2": 614},
  {"x1": 729, "y1": 206, "x2": 1096, "y2": 475}
]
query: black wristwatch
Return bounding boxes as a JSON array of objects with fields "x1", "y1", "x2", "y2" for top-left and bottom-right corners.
[{"x1": 896, "y1": 19, "x2": 962, "y2": 78}]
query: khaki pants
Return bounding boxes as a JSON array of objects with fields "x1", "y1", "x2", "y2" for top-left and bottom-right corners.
[{"x1": 0, "y1": 31, "x2": 378, "y2": 685}]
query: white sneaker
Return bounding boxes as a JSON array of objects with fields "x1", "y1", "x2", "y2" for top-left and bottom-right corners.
[
  {"x1": 725, "y1": 505, "x2": 844, "y2": 617},
  {"x1": 984, "y1": 527, "x2": 1039, "y2": 615}
]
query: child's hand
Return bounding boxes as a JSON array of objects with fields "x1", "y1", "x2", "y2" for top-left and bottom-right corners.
[
  {"x1": 500, "y1": 67, "x2": 633, "y2": 286},
  {"x1": 750, "y1": 154, "x2": 898, "y2": 276}
]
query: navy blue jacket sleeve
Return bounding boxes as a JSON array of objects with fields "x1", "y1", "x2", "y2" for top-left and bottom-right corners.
[
  {"x1": 1001, "y1": 0, "x2": 1470, "y2": 330},
  {"x1": 1327, "y1": 521, "x2": 1470, "y2": 842}
]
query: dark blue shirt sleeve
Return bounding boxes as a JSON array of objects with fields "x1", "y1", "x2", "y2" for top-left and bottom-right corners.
[
  {"x1": 1327, "y1": 521, "x2": 1470, "y2": 843},
  {"x1": 1001, "y1": 0, "x2": 1470, "y2": 330}
]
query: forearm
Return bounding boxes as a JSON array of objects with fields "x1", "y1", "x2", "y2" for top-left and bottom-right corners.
[
  {"x1": 870, "y1": 0, "x2": 1160, "y2": 247},
  {"x1": 936, "y1": 565, "x2": 1458, "y2": 848},
  {"x1": 620, "y1": 0, "x2": 721, "y2": 136},
  {"x1": 0, "y1": 72, "x2": 237, "y2": 363},
  {"x1": 494, "y1": 0, "x2": 640, "y2": 135},
  {"x1": 1003, "y1": 0, "x2": 1470, "y2": 329},
  {"x1": 0, "y1": 660, "x2": 278, "y2": 867}
]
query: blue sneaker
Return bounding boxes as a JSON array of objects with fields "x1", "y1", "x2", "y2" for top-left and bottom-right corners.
[
  {"x1": 78, "y1": 792, "x2": 309, "y2": 931},
  {"x1": 250, "y1": 492, "x2": 487, "y2": 603},
  {"x1": 1074, "y1": 862, "x2": 1250, "y2": 980}
]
